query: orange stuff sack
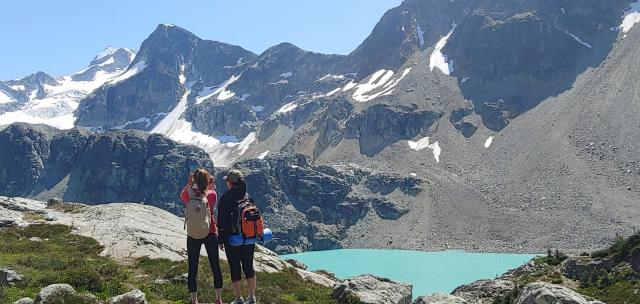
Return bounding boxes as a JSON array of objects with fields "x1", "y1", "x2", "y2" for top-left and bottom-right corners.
[{"x1": 236, "y1": 198, "x2": 264, "y2": 239}]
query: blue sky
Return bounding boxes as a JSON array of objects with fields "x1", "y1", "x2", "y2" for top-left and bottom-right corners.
[{"x1": 0, "y1": 0, "x2": 401, "y2": 80}]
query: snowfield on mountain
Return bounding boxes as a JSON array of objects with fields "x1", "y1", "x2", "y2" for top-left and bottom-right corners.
[{"x1": 1, "y1": 0, "x2": 639, "y2": 263}]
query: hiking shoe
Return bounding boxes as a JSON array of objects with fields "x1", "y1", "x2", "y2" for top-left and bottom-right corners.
[
  {"x1": 232, "y1": 298, "x2": 244, "y2": 304},
  {"x1": 246, "y1": 297, "x2": 257, "y2": 304}
]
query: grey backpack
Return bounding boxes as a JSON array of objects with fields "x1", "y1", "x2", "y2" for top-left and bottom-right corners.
[{"x1": 184, "y1": 189, "x2": 211, "y2": 239}]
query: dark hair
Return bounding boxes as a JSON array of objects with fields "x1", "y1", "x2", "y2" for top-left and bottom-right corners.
[
  {"x1": 193, "y1": 168, "x2": 211, "y2": 195},
  {"x1": 229, "y1": 178, "x2": 247, "y2": 197}
]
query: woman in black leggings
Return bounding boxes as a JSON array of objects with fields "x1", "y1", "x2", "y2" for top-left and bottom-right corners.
[
  {"x1": 180, "y1": 169, "x2": 224, "y2": 304},
  {"x1": 218, "y1": 170, "x2": 257, "y2": 304}
]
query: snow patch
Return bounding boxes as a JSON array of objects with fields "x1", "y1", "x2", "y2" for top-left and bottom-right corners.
[
  {"x1": 257, "y1": 150, "x2": 269, "y2": 160},
  {"x1": 112, "y1": 112, "x2": 167, "y2": 130},
  {"x1": 114, "y1": 117, "x2": 150, "y2": 130},
  {"x1": 461, "y1": 77, "x2": 470, "y2": 83},
  {"x1": 195, "y1": 86, "x2": 216, "y2": 104},
  {"x1": 9, "y1": 84, "x2": 25, "y2": 91},
  {"x1": 216, "y1": 75, "x2": 240, "y2": 101},
  {"x1": 150, "y1": 85, "x2": 190, "y2": 135},
  {"x1": 407, "y1": 137, "x2": 442, "y2": 163},
  {"x1": 564, "y1": 31, "x2": 592, "y2": 48},
  {"x1": 484, "y1": 136, "x2": 494, "y2": 148},
  {"x1": 195, "y1": 75, "x2": 240, "y2": 104},
  {"x1": 151, "y1": 83, "x2": 256, "y2": 166},
  {"x1": 352, "y1": 69, "x2": 394, "y2": 102},
  {"x1": 109, "y1": 60, "x2": 146, "y2": 85},
  {"x1": 251, "y1": 105, "x2": 264, "y2": 112},
  {"x1": 218, "y1": 88, "x2": 235, "y2": 100},
  {"x1": 235, "y1": 132, "x2": 255, "y2": 156},
  {"x1": 561, "y1": 8, "x2": 566, "y2": 15},
  {"x1": 29, "y1": 89, "x2": 37, "y2": 100},
  {"x1": 325, "y1": 87, "x2": 342, "y2": 97},
  {"x1": 112, "y1": 113, "x2": 165, "y2": 130},
  {"x1": 280, "y1": 71, "x2": 293, "y2": 78},
  {"x1": 311, "y1": 92, "x2": 325, "y2": 100},
  {"x1": 1, "y1": 63, "x2": 130, "y2": 129},
  {"x1": 179, "y1": 64, "x2": 186, "y2": 84},
  {"x1": 0, "y1": 111, "x2": 76, "y2": 129},
  {"x1": 352, "y1": 67, "x2": 412, "y2": 102},
  {"x1": 94, "y1": 46, "x2": 118, "y2": 61},
  {"x1": 158, "y1": 119, "x2": 257, "y2": 168},
  {"x1": 430, "y1": 25, "x2": 456, "y2": 75},
  {"x1": 277, "y1": 102, "x2": 297, "y2": 113},
  {"x1": 98, "y1": 57, "x2": 115, "y2": 66},
  {"x1": 621, "y1": 1, "x2": 640, "y2": 34},
  {"x1": 416, "y1": 23, "x2": 426, "y2": 48},
  {"x1": 0, "y1": 90, "x2": 14, "y2": 104},
  {"x1": 318, "y1": 74, "x2": 346, "y2": 82},
  {"x1": 410, "y1": 173, "x2": 418, "y2": 177},
  {"x1": 342, "y1": 81, "x2": 357, "y2": 91}
]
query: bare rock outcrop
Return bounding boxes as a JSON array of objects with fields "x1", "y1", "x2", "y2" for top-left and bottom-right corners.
[
  {"x1": 452, "y1": 279, "x2": 514, "y2": 304},
  {"x1": 412, "y1": 293, "x2": 467, "y2": 304},
  {"x1": 332, "y1": 274, "x2": 412, "y2": 304},
  {"x1": 515, "y1": 282, "x2": 594, "y2": 304},
  {"x1": 108, "y1": 289, "x2": 148, "y2": 304}
]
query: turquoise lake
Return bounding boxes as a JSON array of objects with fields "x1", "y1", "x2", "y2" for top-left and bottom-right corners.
[{"x1": 282, "y1": 249, "x2": 537, "y2": 298}]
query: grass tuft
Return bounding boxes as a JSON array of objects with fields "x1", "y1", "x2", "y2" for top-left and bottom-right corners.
[{"x1": 0, "y1": 224, "x2": 338, "y2": 303}]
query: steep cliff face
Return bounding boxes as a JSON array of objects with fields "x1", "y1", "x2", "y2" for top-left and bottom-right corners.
[
  {"x1": 186, "y1": 99, "x2": 259, "y2": 139},
  {"x1": 0, "y1": 123, "x2": 213, "y2": 211},
  {"x1": 445, "y1": 0, "x2": 631, "y2": 130},
  {"x1": 216, "y1": 153, "x2": 420, "y2": 253},
  {"x1": 75, "y1": 24, "x2": 256, "y2": 130},
  {"x1": 3, "y1": 0, "x2": 640, "y2": 255},
  {"x1": 347, "y1": 0, "x2": 474, "y2": 76}
]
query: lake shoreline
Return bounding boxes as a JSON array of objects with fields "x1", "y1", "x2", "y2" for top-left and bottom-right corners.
[
  {"x1": 323, "y1": 245, "x2": 546, "y2": 255},
  {"x1": 282, "y1": 248, "x2": 538, "y2": 299},
  {"x1": 338, "y1": 237, "x2": 603, "y2": 255}
]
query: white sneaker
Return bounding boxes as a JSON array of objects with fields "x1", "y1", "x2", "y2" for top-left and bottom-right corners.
[
  {"x1": 233, "y1": 297, "x2": 244, "y2": 304},
  {"x1": 246, "y1": 297, "x2": 257, "y2": 304}
]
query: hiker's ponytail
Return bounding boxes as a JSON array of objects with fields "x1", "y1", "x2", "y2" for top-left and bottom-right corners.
[{"x1": 193, "y1": 168, "x2": 211, "y2": 196}]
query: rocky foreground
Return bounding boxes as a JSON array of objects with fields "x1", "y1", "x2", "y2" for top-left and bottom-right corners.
[{"x1": 1, "y1": 196, "x2": 638, "y2": 304}]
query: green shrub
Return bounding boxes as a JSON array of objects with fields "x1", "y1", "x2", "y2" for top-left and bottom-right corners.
[
  {"x1": 492, "y1": 284, "x2": 519, "y2": 304},
  {"x1": 0, "y1": 224, "x2": 338, "y2": 304},
  {"x1": 592, "y1": 232, "x2": 640, "y2": 260},
  {"x1": 536, "y1": 248, "x2": 567, "y2": 266}
]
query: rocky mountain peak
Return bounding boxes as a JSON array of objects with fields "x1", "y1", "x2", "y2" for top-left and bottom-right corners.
[
  {"x1": 7, "y1": 71, "x2": 59, "y2": 100},
  {"x1": 262, "y1": 42, "x2": 305, "y2": 56},
  {"x1": 135, "y1": 23, "x2": 201, "y2": 64},
  {"x1": 71, "y1": 47, "x2": 135, "y2": 82},
  {"x1": 20, "y1": 71, "x2": 58, "y2": 87},
  {"x1": 89, "y1": 47, "x2": 135, "y2": 67},
  {"x1": 153, "y1": 23, "x2": 200, "y2": 41}
]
